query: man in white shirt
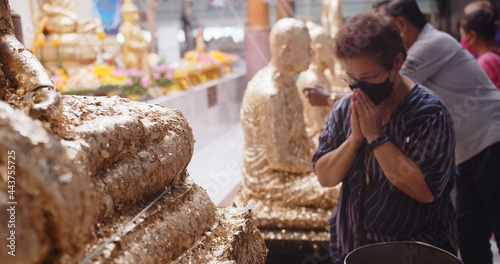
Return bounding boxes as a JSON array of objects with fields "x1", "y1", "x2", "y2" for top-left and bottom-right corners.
[{"x1": 379, "y1": 1, "x2": 500, "y2": 263}]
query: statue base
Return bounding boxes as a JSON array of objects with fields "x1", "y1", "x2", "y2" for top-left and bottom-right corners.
[
  {"x1": 263, "y1": 229, "x2": 331, "y2": 264},
  {"x1": 247, "y1": 199, "x2": 332, "y2": 230},
  {"x1": 82, "y1": 181, "x2": 268, "y2": 263},
  {"x1": 234, "y1": 196, "x2": 333, "y2": 262}
]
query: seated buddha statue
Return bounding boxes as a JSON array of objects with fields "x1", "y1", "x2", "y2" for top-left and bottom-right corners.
[
  {"x1": 39, "y1": 0, "x2": 78, "y2": 34},
  {"x1": 239, "y1": 18, "x2": 341, "y2": 231},
  {"x1": 296, "y1": 22, "x2": 337, "y2": 146},
  {"x1": 0, "y1": 1, "x2": 267, "y2": 262},
  {"x1": 32, "y1": 0, "x2": 103, "y2": 68},
  {"x1": 119, "y1": 0, "x2": 150, "y2": 72}
]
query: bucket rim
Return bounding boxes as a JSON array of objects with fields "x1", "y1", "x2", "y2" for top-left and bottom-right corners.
[{"x1": 344, "y1": 241, "x2": 461, "y2": 263}]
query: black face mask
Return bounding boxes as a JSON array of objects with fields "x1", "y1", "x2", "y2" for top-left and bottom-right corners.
[{"x1": 349, "y1": 71, "x2": 394, "y2": 105}]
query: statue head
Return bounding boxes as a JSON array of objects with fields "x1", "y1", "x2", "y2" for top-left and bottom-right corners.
[
  {"x1": 270, "y1": 18, "x2": 313, "y2": 75},
  {"x1": 306, "y1": 21, "x2": 336, "y2": 72},
  {"x1": 121, "y1": 0, "x2": 139, "y2": 23}
]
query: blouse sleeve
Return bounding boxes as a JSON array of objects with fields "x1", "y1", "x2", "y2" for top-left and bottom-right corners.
[
  {"x1": 404, "y1": 106, "x2": 456, "y2": 199},
  {"x1": 311, "y1": 97, "x2": 350, "y2": 170},
  {"x1": 401, "y1": 35, "x2": 456, "y2": 84}
]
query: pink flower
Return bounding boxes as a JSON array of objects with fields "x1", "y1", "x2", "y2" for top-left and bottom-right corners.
[
  {"x1": 154, "y1": 64, "x2": 168, "y2": 73},
  {"x1": 141, "y1": 76, "x2": 151, "y2": 88},
  {"x1": 166, "y1": 71, "x2": 173, "y2": 80},
  {"x1": 126, "y1": 78, "x2": 134, "y2": 86},
  {"x1": 113, "y1": 68, "x2": 126, "y2": 76},
  {"x1": 127, "y1": 68, "x2": 144, "y2": 78}
]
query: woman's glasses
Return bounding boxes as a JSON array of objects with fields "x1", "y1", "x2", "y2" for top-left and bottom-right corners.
[{"x1": 340, "y1": 69, "x2": 386, "y2": 87}]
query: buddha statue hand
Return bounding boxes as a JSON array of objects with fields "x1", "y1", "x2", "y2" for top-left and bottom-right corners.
[
  {"x1": 0, "y1": 34, "x2": 61, "y2": 112},
  {"x1": 29, "y1": 87, "x2": 61, "y2": 119}
]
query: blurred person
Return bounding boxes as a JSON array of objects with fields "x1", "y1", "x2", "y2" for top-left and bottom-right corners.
[
  {"x1": 465, "y1": 0, "x2": 492, "y2": 14},
  {"x1": 461, "y1": 0, "x2": 500, "y2": 56},
  {"x1": 380, "y1": 0, "x2": 500, "y2": 263},
  {"x1": 461, "y1": 9, "x2": 500, "y2": 88},
  {"x1": 312, "y1": 11, "x2": 458, "y2": 264}
]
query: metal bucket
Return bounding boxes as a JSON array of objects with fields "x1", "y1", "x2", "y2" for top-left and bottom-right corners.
[{"x1": 344, "y1": 241, "x2": 462, "y2": 264}]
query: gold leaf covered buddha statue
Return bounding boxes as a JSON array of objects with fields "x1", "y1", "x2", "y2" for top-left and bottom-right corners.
[
  {"x1": 32, "y1": 0, "x2": 103, "y2": 68},
  {"x1": 238, "y1": 18, "x2": 341, "y2": 234},
  {"x1": 0, "y1": 1, "x2": 267, "y2": 262},
  {"x1": 296, "y1": 22, "x2": 337, "y2": 146},
  {"x1": 119, "y1": 0, "x2": 150, "y2": 72}
]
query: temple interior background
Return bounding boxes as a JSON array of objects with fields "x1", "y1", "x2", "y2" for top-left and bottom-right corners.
[{"x1": 8, "y1": 0, "x2": 439, "y2": 208}]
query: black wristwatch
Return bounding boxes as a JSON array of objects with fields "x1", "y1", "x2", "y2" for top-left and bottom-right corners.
[{"x1": 369, "y1": 134, "x2": 390, "y2": 150}]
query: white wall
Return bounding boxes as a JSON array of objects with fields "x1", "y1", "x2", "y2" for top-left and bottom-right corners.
[{"x1": 157, "y1": 22, "x2": 181, "y2": 65}]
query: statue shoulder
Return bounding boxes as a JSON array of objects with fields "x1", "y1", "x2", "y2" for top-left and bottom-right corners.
[
  {"x1": 245, "y1": 82, "x2": 279, "y2": 99},
  {"x1": 247, "y1": 67, "x2": 277, "y2": 92}
]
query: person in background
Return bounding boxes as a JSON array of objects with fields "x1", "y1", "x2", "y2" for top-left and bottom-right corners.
[
  {"x1": 379, "y1": 0, "x2": 500, "y2": 263},
  {"x1": 461, "y1": 9, "x2": 500, "y2": 88},
  {"x1": 312, "y1": 11, "x2": 458, "y2": 263},
  {"x1": 461, "y1": 0, "x2": 500, "y2": 56}
]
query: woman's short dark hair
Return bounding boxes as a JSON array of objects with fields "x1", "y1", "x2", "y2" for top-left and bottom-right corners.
[
  {"x1": 385, "y1": 0, "x2": 428, "y2": 30},
  {"x1": 461, "y1": 9, "x2": 498, "y2": 41},
  {"x1": 335, "y1": 11, "x2": 407, "y2": 70}
]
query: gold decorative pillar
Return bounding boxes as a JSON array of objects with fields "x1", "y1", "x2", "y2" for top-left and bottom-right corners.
[
  {"x1": 245, "y1": 0, "x2": 271, "y2": 82},
  {"x1": 276, "y1": 0, "x2": 295, "y2": 20},
  {"x1": 322, "y1": 0, "x2": 343, "y2": 38}
]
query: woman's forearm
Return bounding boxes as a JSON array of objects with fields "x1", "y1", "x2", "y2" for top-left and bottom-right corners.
[
  {"x1": 374, "y1": 141, "x2": 434, "y2": 203},
  {"x1": 315, "y1": 136, "x2": 361, "y2": 187}
]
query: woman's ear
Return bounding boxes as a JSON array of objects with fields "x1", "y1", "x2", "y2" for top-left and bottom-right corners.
[
  {"x1": 393, "y1": 52, "x2": 404, "y2": 70},
  {"x1": 468, "y1": 31, "x2": 478, "y2": 46},
  {"x1": 396, "y1": 17, "x2": 406, "y2": 33}
]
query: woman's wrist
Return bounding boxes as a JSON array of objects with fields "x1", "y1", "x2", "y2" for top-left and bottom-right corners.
[
  {"x1": 366, "y1": 132, "x2": 383, "y2": 144},
  {"x1": 347, "y1": 134, "x2": 364, "y2": 149}
]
